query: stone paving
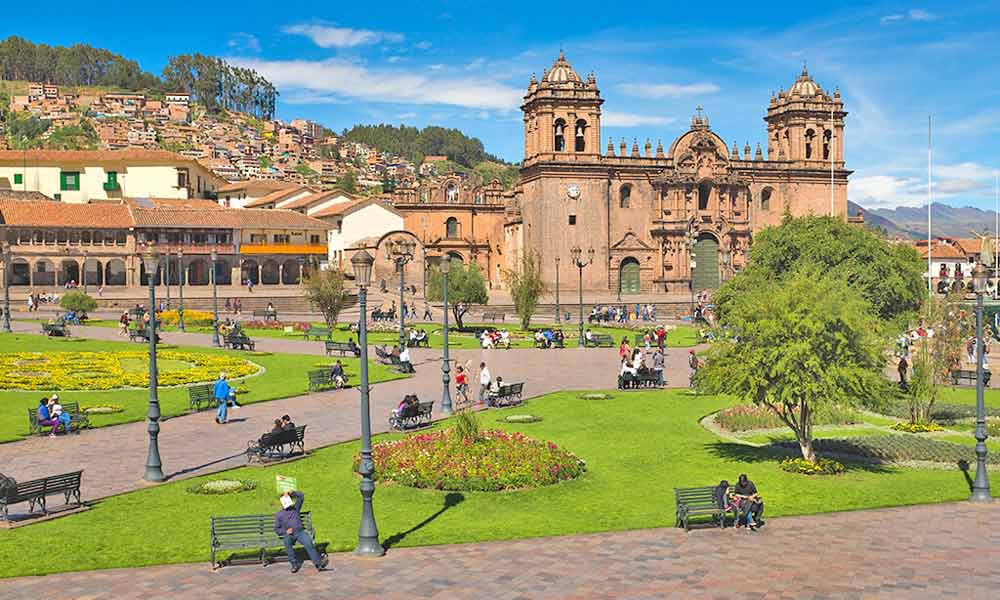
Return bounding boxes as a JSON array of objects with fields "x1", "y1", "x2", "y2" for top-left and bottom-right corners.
[
  {"x1": 3, "y1": 501, "x2": 998, "y2": 599},
  {"x1": 2, "y1": 320, "x2": 692, "y2": 502}
]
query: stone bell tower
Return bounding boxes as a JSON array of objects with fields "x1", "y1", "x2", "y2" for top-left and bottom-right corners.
[
  {"x1": 765, "y1": 65, "x2": 846, "y2": 165},
  {"x1": 522, "y1": 51, "x2": 603, "y2": 164}
]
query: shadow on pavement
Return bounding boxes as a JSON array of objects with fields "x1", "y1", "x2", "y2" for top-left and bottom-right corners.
[{"x1": 382, "y1": 492, "x2": 465, "y2": 550}]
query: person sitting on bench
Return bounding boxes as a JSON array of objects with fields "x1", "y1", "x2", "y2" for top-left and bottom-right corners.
[
  {"x1": 415, "y1": 329, "x2": 429, "y2": 346},
  {"x1": 392, "y1": 394, "x2": 420, "y2": 422},
  {"x1": 36, "y1": 397, "x2": 61, "y2": 437},
  {"x1": 275, "y1": 491, "x2": 328, "y2": 573},
  {"x1": 48, "y1": 394, "x2": 73, "y2": 435},
  {"x1": 486, "y1": 376, "x2": 504, "y2": 407},
  {"x1": 584, "y1": 329, "x2": 594, "y2": 345},
  {"x1": 620, "y1": 357, "x2": 638, "y2": 388},
  {"x1": 280, "y1": 415, "x2": 296, "y2": 431},
  {"x1": 398, "y1": 346, "x2": 414, "y2": 373},
  {"x1": 347, "y1": 338, "x2": 361, "y2": 358},
  {"x1": 733, "y1": 473, "x2": 764, "y2": 530},
  {"x1": 329, "y1": 360, "x2": 348, "y2": 387},
  {"x1": 534, "y1": 330, "x2": 549, "y2": 349},
  {"x1": 553, "y1": 330, "x2": 565, "y2": 346}
]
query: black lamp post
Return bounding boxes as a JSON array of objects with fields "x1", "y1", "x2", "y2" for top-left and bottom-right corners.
[
  {"x1": 571, "y1": 247, "x2": 594, "y2": 347},
  {"x1": 440, "y1": 258, "x2": 453, "y2": 414},
  {"x1": 82, "y1": 250, "x2": 88, "y2": 296},
  {"x1": 177, "y1": 250, "x2": 185, "y2": 332},
  {"x1": 971, "y1": 262, "x2": 992, "y2": 501},
  {"x1": 555, "y1": 256, "x2": 561, "y2": 323},
  {"x1": 210, "y1": 249, "x2": 220, "y2": 347},
  {"x1": 387, "y1": 238, "x2": 416, "y2": 350},
  {"x1": 142, "y1": 246, "x2": 164, "y2": 482},
  {"x1": 350, "y1": 249, "x2": 385, "y2": 557},
  {"x1": 164, "y1": 249, "x2": 171, "y2": 310},
  {"x1": 2, "y1": 241, "x2": 11, "y2": 333}
]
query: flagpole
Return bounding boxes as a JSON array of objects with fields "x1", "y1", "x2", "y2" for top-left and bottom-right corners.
[
  {"x1": 830, "y1": 103, "x2": 835, "y2": 217},
  {"x1": 995, "y1": 172, "x2": 998, "y2": 299},
  {"x1": 927, "y1": 116, "x2": 933, "y2": 294}
]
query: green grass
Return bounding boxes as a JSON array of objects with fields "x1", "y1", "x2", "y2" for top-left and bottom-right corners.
[
  {"x1": 0, "y1": 334, "x2": 405, "y2": 443},
  {"x1": 0, "y1": 388, "x2": 993, "y2": 578},
  {"x1": 935, "y1": 386, "x2": 1000, "y2": 409}
]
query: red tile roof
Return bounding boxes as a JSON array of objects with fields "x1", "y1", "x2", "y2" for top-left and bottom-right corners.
[
  {"x1": 310, "y1": 198, "x2": 401, "y2": 219},
  {"x1": 0, "y1": 200, "x2": 134, "y2": 228},
  {"x1": 243, "y1": 187, "x2": 309, "y2": 208},
  {"x1": 0, "y1": 149, "x2": 194, "y2": 165},
  {"x1": 218, "y1": 179, "x2": 299, "y2": 194}
]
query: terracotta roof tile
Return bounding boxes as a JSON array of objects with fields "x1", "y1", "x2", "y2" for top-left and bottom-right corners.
[
  {"x1": 310, "y1": 198, "x2": 400, "y2": 219},
  {"x1": 218, "y1": 179, "x2": 298, "y2": 193},
  {"x1": 0, "y1": 200, "x2": 134, "y2": 228},
  {"x1": 243, "y1": 187, "x2": 308, "y2": 208},
  {"x1": 279, "y1": 190, "x2": 345, "y2": 210},
  {"x1": 0, "y1": 149, "x2": 193, "y2": 165}
]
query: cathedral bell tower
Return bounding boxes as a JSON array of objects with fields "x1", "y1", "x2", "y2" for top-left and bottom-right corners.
[
  {"x1": 522, "y1": 51, "x2": 603, "y2": 164},
  {"x1": 765, "y1": 66, "x2": 846, "y2": 165}
]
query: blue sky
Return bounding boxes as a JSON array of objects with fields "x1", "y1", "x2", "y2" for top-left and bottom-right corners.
[{"x1": 6, "y1": 1, "x2": 1000, "y2": 211}]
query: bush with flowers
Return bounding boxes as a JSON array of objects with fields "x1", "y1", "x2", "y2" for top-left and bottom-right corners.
[
  {"x1": 716, "y1": 403, "x2": 860, "y2": 432},
  {"x1": 890, "y1": 422, "x2": 943, "y2": 433},
  {"x1": 0, "y1": 351, "x2": 261, "y2": 390},
  {"x1": 241, "y1": 320, "x2": 312, "y2": 331},
  {"x1": 364, "y1": 428, "x2": 586, "y2": 491},
  {"x1": 779, "y1": 457, "x2": 845, "y2": 475},
  {"x1": 158, "y1": 309, "x2": 215, "y2": 327}
]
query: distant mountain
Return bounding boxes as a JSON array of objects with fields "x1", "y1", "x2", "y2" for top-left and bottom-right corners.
[{"x1": 848, "y1": 201, "x2": 997, "y2": 239}]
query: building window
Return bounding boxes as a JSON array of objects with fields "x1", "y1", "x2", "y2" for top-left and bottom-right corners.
[
  {"x1": 60, "y1": 171, "x2": 80, "y2": 191},
  {"x1": 554, "y1": 119, "x2": 566, "y2": 152},
  {"x1": 619, "y1": 184, "x2": 632, "y2": 208},
  {"x1": 310, "y1": 234, "x2": 321, "y2": 244},
  {"x1": 823, "y1": 130, "x2": 832, "y2": 160},
  {"x1": 177, "y1": 169, "x2": 189, "y2": 189},
  {"x1": 568, "y1": 215, "x2": 576, "y2": 226},
  {"x1": 82, "y1": 231, "x2": 92, "y2": 244},
  {"x1": 250, "y1": 234, "x2": 267, "y2": 244},
  {"x1": 804, "y1": 129, "x2": 816, "y2": 159},
  {"x1": 575, "y1": 119, "x2": 587, "y2": 152},
  {"x1": 273, "y1": 234, "x2": 291, "y2": 245},
  {"x1": 13, "y1": 173, "x2": 22, "y2": 185},
  {"x1": 761, "y1": 188, "x2": 772, "y2": 212},
  {"x1": 445, "y1": 217, "x2": 460, "y2": 239},
  {"x1": 698, "y1": 181, "x2": 711, "y2": 211}
]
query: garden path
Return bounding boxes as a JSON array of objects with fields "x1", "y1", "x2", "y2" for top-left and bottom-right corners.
[
  {"x1": 3, "y1": 501, "x2": 998, "y2": 598},
  {"x1": 2, "y1": 321, "x2": 695, "y2": 501}
]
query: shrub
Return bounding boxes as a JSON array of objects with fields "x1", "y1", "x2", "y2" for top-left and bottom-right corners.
[
  {"x1": 778, "y1": 436, "x2": 1000, "y2": 465},
  {"x1": 453, "y1": 410, "x2": 480, "y2": 443},
  {"x1": 890, "y1": 422, "x2": 943, "y2": 433},
  {"x1": 158, "y1": 309, "x2": 214, "y2": 327},
  {"x1": 59, "y1": 291, "x2": 97, "y2": 314},
  {"x1": 81, "y1": 404, "x2": 123, "y2": 414},
  {"x1": 779, "y1": 457, "x2": 845, "y2": 475},
  {"x1": 881, "y1": 401, "x2": 1000, "y2": 424},
  {"x1": 578, "y1": 392, "x2": 614, "y2": 400},
  {"x1": 988, "y1": 419, "x2": 1000, "y2": 438},
  {"x1": 186, "y1": 479, "x2": 257, "y2": 495},
  {"x1": 242, "y1": 320, "x2": 312, "y2": 331},
  {"x1": 366, "y1": 429, "x2": 586, "y2": 491},
  {"x1": 500, "y1": 414, "x2": 543, "y2": 424},
  {"x1": 716, "y1": 404, "x2": 860, "y2": 432}
]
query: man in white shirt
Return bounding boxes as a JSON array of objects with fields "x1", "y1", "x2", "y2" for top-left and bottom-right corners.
[
  {"x1": 398, "y1": 347, "x2": 414, "y2": 373},
  {"x1": 478, "y1": 362, "x2": 491, "y2": 405}
]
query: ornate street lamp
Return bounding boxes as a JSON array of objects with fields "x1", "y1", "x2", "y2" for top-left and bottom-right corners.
[
  {"x1": 210, "y1": 249, "x2": 220, "y2": 347},
  {"x1": 387, "y1": 238, "x2": 416, "y2": 350},
  {"x1": 571, "y1": 247, "x2": 594, "y2": 347},
  {"x1": 350, "y1": 249, "x2": 385, "y2": 557},
  {"x1": 2, "y1": 241, "x2": 11, "y2": 333},
  {"x1": 440, "y1": 258, "x2": 453, "y2": 414},
  {"x1": 971, "y1": 262, "x2": 991, "y2": 501},
  {"x1": 554, "y1": 256, "x2": 561, "y2": 323},
  {"x1": 177, "y1": 250, "x2": 185, "y2": 332},
  {"x1": 142, "y1": 246, "x2": 164, "y2": 482}
]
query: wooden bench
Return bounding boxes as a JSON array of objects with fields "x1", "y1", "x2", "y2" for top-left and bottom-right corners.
[
  {"x1": 188, "y1": 384, "x2": 215, "y2": 412},
  {"x1": 210, "y1": 512, "x2": 323, "y2": 569},
  {"x1": 27, "y1": 402, "x2": 90, "y2": 435},
  {"x1": 584, "y1": 333, "x2": 614, "y2": 348},
  {"x1": 951, "y1": 369, "x2": 992, "y2": 387},
  {"x1": 389, "y1": 401, "x2": 434, "y2": 430},
  {"x1": 490, "y1": 382, "x2": 525, "y2": 408},
  {"x1": 253, "y1": 309, "x2": 278, "y2": 321},
  {"x1": 1, "y1": 470, "x2": 83, "y2": 521},
  {"x1": 41, "y1": 323, "x2": 70, "y2": 337},
  {"x1": 324, "y1": 341, "x2": 355, "y2": 357},
  {"x1": 246, "y1": 425, "x2": 307, "y2": 463},
  {"x1": 675, "y1": 486, "x2": 736, "y2": 531},
  {"x1": 304, "y1": 326, "x2": 332, "y2": 341},
  {"x1": 224, "y1": 331, "x2": 256, "y2": 351},
  {"x1": 307, "y1": 368, "x2": 346, "y2": 392},
  {"x1": 482, "y1": 312, "x2": 505, "y2": 322}
]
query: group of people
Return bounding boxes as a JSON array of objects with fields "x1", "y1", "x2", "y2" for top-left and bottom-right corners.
[
  {"x1": 25, "y1": 291, "x2": 57, "y2": 312},
  {"x1": 264, "y1": 414, "x2": 297, "y2": 436},
  {"x1": 223, "y1": 298, "x2": 244, "y2": 315},
  {"x1": 588, "y1": 303, "x2": 658, "y2": 324},
  {"x1": 715, "y1": 474, "x2": 765, "y2": 530},
  {"x1": 407, "y1": 328, "x2": 430, "y2": 347},
  {"x1": 389, "y1": 345, "x2": 415, "y2": 373},
  {"x1": 533, "y1": 329, "x2": 564, "y2": 349},
  {"x1": 617, "y1": 338, "x2": 667, "y2": 388},
  {"x1": 480, "y1": 328, "x2": 511, "y2": 349},
  {"x1": 36, "y1": 394, "x2": 73, "y2": 437},
  {"x1": 450, "y1": 361, "x2": 504, "y2": 407},
  {"x1": 390, "y1": 394, "x2": 422, "y2": 429}
]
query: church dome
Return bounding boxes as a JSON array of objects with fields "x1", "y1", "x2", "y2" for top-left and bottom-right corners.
[
  {"x1": 788, "y1": 65, "x2": 823, "y2": 97},
  {"x1": 542, "y1": 51, "x2": 581, "y2": 83}
]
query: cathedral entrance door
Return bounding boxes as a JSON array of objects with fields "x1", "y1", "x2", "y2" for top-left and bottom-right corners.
[
  {"x1": 619, "y1": 257, "x2": 640, "y2": 295},
  {"x1": 691, "y1": 235, "x2": 720, "y2": 291}
]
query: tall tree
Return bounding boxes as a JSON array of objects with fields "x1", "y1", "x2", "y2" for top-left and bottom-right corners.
[
  {"x1": 426, "y1": 260, "x2": 489, "y2": 329},
  {"x1": 301, "y1": 269, "x2": 350, "y2": 328},
  {"x1": 905, "y1": 292, "x2": 972, "y2": 423},
  {"x1": 503, "y1": 251, "x2": 546, "y2": 330}
]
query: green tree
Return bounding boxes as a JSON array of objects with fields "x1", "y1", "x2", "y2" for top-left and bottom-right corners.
[
  {"x1": 59, "y1": 291, "x2": 98, "y2": 315},
  {"x1": 6, "y1": 113, "x2": 50, "y2": 148},
  {"x1": 258, "y1": 155, "x2": 272, "y2": 169},
  {"x1": 301, "y1": 268, "x2": 350, "y2": 328},
  {"x1": 336, "y1": 171, "x2": 358, "y2": 194},
  {"x1": 695, "y1": 271, "x2": 886, "y2": 462},
  {"x1": 714, "y1": 216, "x2": 926, "y2": 326},
  {"x1": 426, "y1": 260, "x2": 489, "y2": 329},
  {"x1": 45, "y1": 121, "x2": 98, "y2": 150},
  {"x1": 905, "y1": 292, "x2": 972, "y2": 423},
  {"x1": 503, "y1": 251, "x2": 546, "y2": 330}
]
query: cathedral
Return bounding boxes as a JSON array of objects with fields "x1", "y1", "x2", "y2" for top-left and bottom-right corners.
[{"x1": 509, "y1": 52, "x2": 851, "y2": 293}]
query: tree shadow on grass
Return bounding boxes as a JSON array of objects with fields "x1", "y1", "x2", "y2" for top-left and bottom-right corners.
[
  {"x1": 382, "y1": 492, "x2": 465, "y2": 550},
  {"x1": 704, "y1": 441, "x2": 893, "y2": 474}
]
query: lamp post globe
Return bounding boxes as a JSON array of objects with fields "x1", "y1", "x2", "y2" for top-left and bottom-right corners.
[
  {"x1": 142, "y1": 246, "x2": 164, "y2": 482},
  {"x1": 970, "y1": 261, "x2": 992, "y2": 501},
  {"x1": 210, "y1": 249, "x2": 220, "y2": 348}
]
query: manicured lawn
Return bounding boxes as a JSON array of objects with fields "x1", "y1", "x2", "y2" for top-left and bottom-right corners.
[
  {"x1": 936, "y1": 385, "x2": 1000, "y2": 409},
  {"x1": 0, "y1": 334, "x2": 404, "y2": 443},
  {"x1": 0, "y1": 388, "x2": 992, "y2": 578}
]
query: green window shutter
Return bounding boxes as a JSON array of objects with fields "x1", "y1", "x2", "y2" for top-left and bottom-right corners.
[
  {"x1": 107, "y1": 172, "x2": 117, "y2": 185},
  {"x1": 60, "y1": 171, "x2": 80, "y2": 191},
  {"x1": 13, "y1": 173, "x2": 22, "y2": 185}
]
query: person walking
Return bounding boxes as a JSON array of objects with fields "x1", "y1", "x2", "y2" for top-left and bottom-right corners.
[
  {"x1": 478, "y1": 361, "x2": 491, "y2": 405},
  {"x1": 897, "y1": 354, "x2": 909, "y2": 391},
  {"x1": 688, "y1": 350, "x2": 700, "y2": 388},
  {"x1": 423, "y1": 302, "x2": 432, "y2": 321},
  {"x1": 275, "y1": 491, "x2": 328, "y2": 573},
  {"x1": 653, "y1": 347, "x2": 665, "y2": 388},
  {"x1": 213, "y1": 372, "x2": 231, "y2": 424},
  {"x1": 455, "y1": 364, "x2": 470, "y2": 406},
  {"x1": 118, "y1": 311, "x2": 130, "y2": 336}
]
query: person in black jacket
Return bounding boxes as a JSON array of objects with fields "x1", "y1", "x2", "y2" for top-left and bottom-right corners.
[
  {"x1": 733, "y1": 474, "x2": 764, "y2": 529},
  {"x1": 274, "y1": 491, "x2": 328, "y2": 573}
]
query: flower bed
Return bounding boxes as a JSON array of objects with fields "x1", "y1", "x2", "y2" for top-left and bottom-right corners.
[
  {"x1": 499, "y1": 414, "x2": 543, "y2": 424},
  {"x1": 882, "y1": 401, "x2": 1000, "y2": 424},
  {"x1": 158, "y1": 309, "x2": 214, "y2": 327},
  {"x1": 779, "y1": 457, "x2": 845, "y2": 475},
  {"x1": 778, "y1": 436, "x2": 1000, "y2": 465},
  {"x1": 578, "y1": 392, "x2": 614, "y2": 400},
  {"x1": 716, "y1": 404, "x2": 860, "y2": 432},
  {"x1": 368, "y1": 429, "x2": 586, "y2": 491},
  {"x1": 186, "y1": 479, "x2": 257, "y2": 495},
  {"x1": 242, "y1": 320, "x2": 311, "y2": 331},
  {"x1": 890, "y1": 422, "x2": 944, "y2": 433},
  {"x1": 81, "y1": 404, "x2": 124, "y2": 414},
  {"x1": 0, "y1": 351, "x2": 260, "y2": 390}
]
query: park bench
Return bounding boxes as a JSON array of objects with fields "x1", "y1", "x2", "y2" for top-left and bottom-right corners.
[
  {"x1": 128, "y1": 326, "x2": 160, "y2": 344},
  {"x1": 307, "y1": 368, "x2": 346, "y2": 392},
  {"x1": 324, "y1": 341, "x2": 355, "y2": 357},
  {"x1": 389, "y1": 400, "x2": 435, "y2": 431},
  {"x1": 304, "y1": 326, "x2": 332, "y2": 341},
  {"x1": 188, "y1": 384, "x2": 215, "y2": 412},
  {"x1": 951, "y1": 369, "x2": 992, "y2": 387},
  {"x1": 407, "y1": 332, "x2": 430, "y2": 348},
  {"x1": 533, "y1": 333, "x2": 565, "y2": 348},
  {"x1": 253, "y1": 309, "x2": 279, "y2": 321},
  {"x1": 41, "y1": 323, "x2": 70, "y2": 337},
  {"x1": 490, "y1": 382, "x2": 525, "y2": 408},
  {"x1": 210, "y1": 512, "x2": 323, "y2": 569},
  {"x1": 482, "y1": 311, "x2": 506, "y2": 322},
  {"x1": 675, "y1": 486, "x2": 737, "y2": 531},
  {"x1": 584, "y1": 333, "x2": 614, "y2": 348},
  {"x1": 245, "y1": 425, "x2": 307, "y2": 463},
  {"x1": 374, "y1": 345, "x2": 392, "y2": 365},
  {"x1": 27, "y1": 402, "x2": 90, "y2": 435},
  {"x1": 224, "y1": 331, "x2": 256, "y2": 351},
  {"x1": 389, "y1": 354, "x2": 415, "y2": 373},
  {"x1": 1, "y1": 470, "x2": 83, "y2": 521},
  {"x1": 618, "y1": 371, "x2": 660, "y2": 390}
]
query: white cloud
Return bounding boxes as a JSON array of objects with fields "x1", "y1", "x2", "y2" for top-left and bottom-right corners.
[
  {"x1": 602, "y1": 112, "x2": 675, "y2": 127},
  {"x1": 415, "y1": 41, "x2": 433, "y2": 50},
  {"x1": 617, "y1": 82, "x2": 720, "y2": 98},
  {"x1": 396, "y1": 112, "x2": 418, "y2": 120},
  {"x1": 851, "y1": 162, "x2": 996, "y2": 208},
  {"x1": 465, "y1": 58, "x2": 486, "y2": 71},
  {"x1": 908, "y1": 9, "x2": 937, "y2": 21},
  {"x1": 880, "y1": 9, "x2": 938, "y2": 25},
  {"x1": 428, "y1": 64, "x2": 446, "y2": 71},
  {"x1": 386, "y1": 55, "x2": 404, "y2": 64},
  {"x1": 227, "y1": 33, "x2": 261, "y2": 53},
  {"x1": 880, "y1": 14, "x2": 905, "y2": 25},
  {"x1": 232, "y1": 57, "x2": 523, "y2": 110},
  {"x1": 850, "y1": 174, "x2": 924, "y2": 208},
  {"x1": 282, "y1": 24, "x2": 404, "y2": 48}
]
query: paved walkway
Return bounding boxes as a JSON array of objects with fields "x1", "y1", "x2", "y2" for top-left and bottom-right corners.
[
  {"x1": 2, "y1": 321, "x2": 692, "y2": 502},
  {"x1": 3, "y1": 501, "x2": 998, "y2": 598}
]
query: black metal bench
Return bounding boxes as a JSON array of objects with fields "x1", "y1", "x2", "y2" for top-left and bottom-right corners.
[
  {"x1": 951, "y1": 369, "x2": 992, "y2": 387},
  {"x1": 407, "y1": 333, "x2": 430, "y2": 348},
  {"x1": 304, "y1": 326, "x2": 332, "y2": 341},
  {"x1": 210, "y1": 512, "x2": 322, "y2": 569},
  {"x1": 128, "y1": 326, "x2": 160, "y2": 344},
  {"x1": 27, "y1": 402, "x2": 90, "y2": 435},
  {"x1": 188, "y1": 384, "x2": 215, "y2": 412},
  {"x1": 619, "y1": 371, "x2": 660, "y2": 390},
  {"x1": 675, "y1": 486, "x2": 736, "y2": 531},
  {"x1": 491, "y1": 382, "x2": 525, "y2": 408},
  {"x1": 41, "y1": 323, "x2": 70, "y2": 337},
  {"x1": 389, "y1": 401, "x2": 434, "y2": 430},
  {"x1": 253, "y1": 309, "x2": 279, "y2": 321},
  {"x1": 307, "y1": 368, "x2": 346, "y2": 392},
  {"x1": 585, "y1": 333, "x2": 614, "y2": 348},
  {"x1": 224, "y1": 332, "x2": 256, "y2": 351},
  {"x1": 324, "y1": 341, "x2": 355, "y2": 357},
  {"x1": 1, "y1": 470, "x2": 83, "y2": 521},
  {"x1": 374, "y1": 345, "x2": 393, "y2": 365},
  {"x1": 482, "y1": 312, "x2": 505, "y2": 322},
  {"x1": 533, "y1": 333, "x2": 565, "y2": 348},
  {"x1": 246, "y1": 425, "x2": 307, "y2": 463}
]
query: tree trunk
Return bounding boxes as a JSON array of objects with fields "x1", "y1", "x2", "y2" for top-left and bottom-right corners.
[
  {"x1": 453, "y1": 305, "x2": 465, "y2": 330},
  {"x1": 798, "y1": 436, "x2": 816, "y2": 463}
]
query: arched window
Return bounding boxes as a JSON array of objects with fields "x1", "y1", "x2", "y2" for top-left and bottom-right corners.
[
  {"x1": 823, "y1": 130, "x2": 832, "y2": 160},
  {"x1": 698, "y1": 181, "x2": 711, "y2": 211},
  {"x1": 761, "y1": 188, "x2": 772, "y2": 212},
  {"x1": 445, "y1": 183, "x2": 458, "y2": 203},
  {"x1": 554, "y1": 119, "x2": 566, "y2": 152},
  {"x1": 804, "y1": 129, "x2": 816, "y2": 159},
  {"x1": 619, "y1": 184, "x2": 632, "y2": 208},
  {"x1": 575, "y1": 119, "x2": 587, "y2": 152},
  {"x1": 241, "y1": 259, "x2": 259, "y2": 285},
  {"x1": 445, "y1": 217, "x2": 460, "y2": 239},
  {"x1": 104, "y1": 259, "x2": 126, "y2": 286}
]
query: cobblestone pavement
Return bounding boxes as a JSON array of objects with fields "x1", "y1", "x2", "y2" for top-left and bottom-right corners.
[
  {"x1": 2, "y1": 321, "x2": 693, "y2": 502},
  {"x1": 3, "y1": 501, "x2": 998, "y2": 599}
]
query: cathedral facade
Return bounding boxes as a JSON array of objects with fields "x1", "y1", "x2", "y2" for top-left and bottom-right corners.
[{"x1": 510, "y1": 52, "x2": 851, "y2": 293}]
